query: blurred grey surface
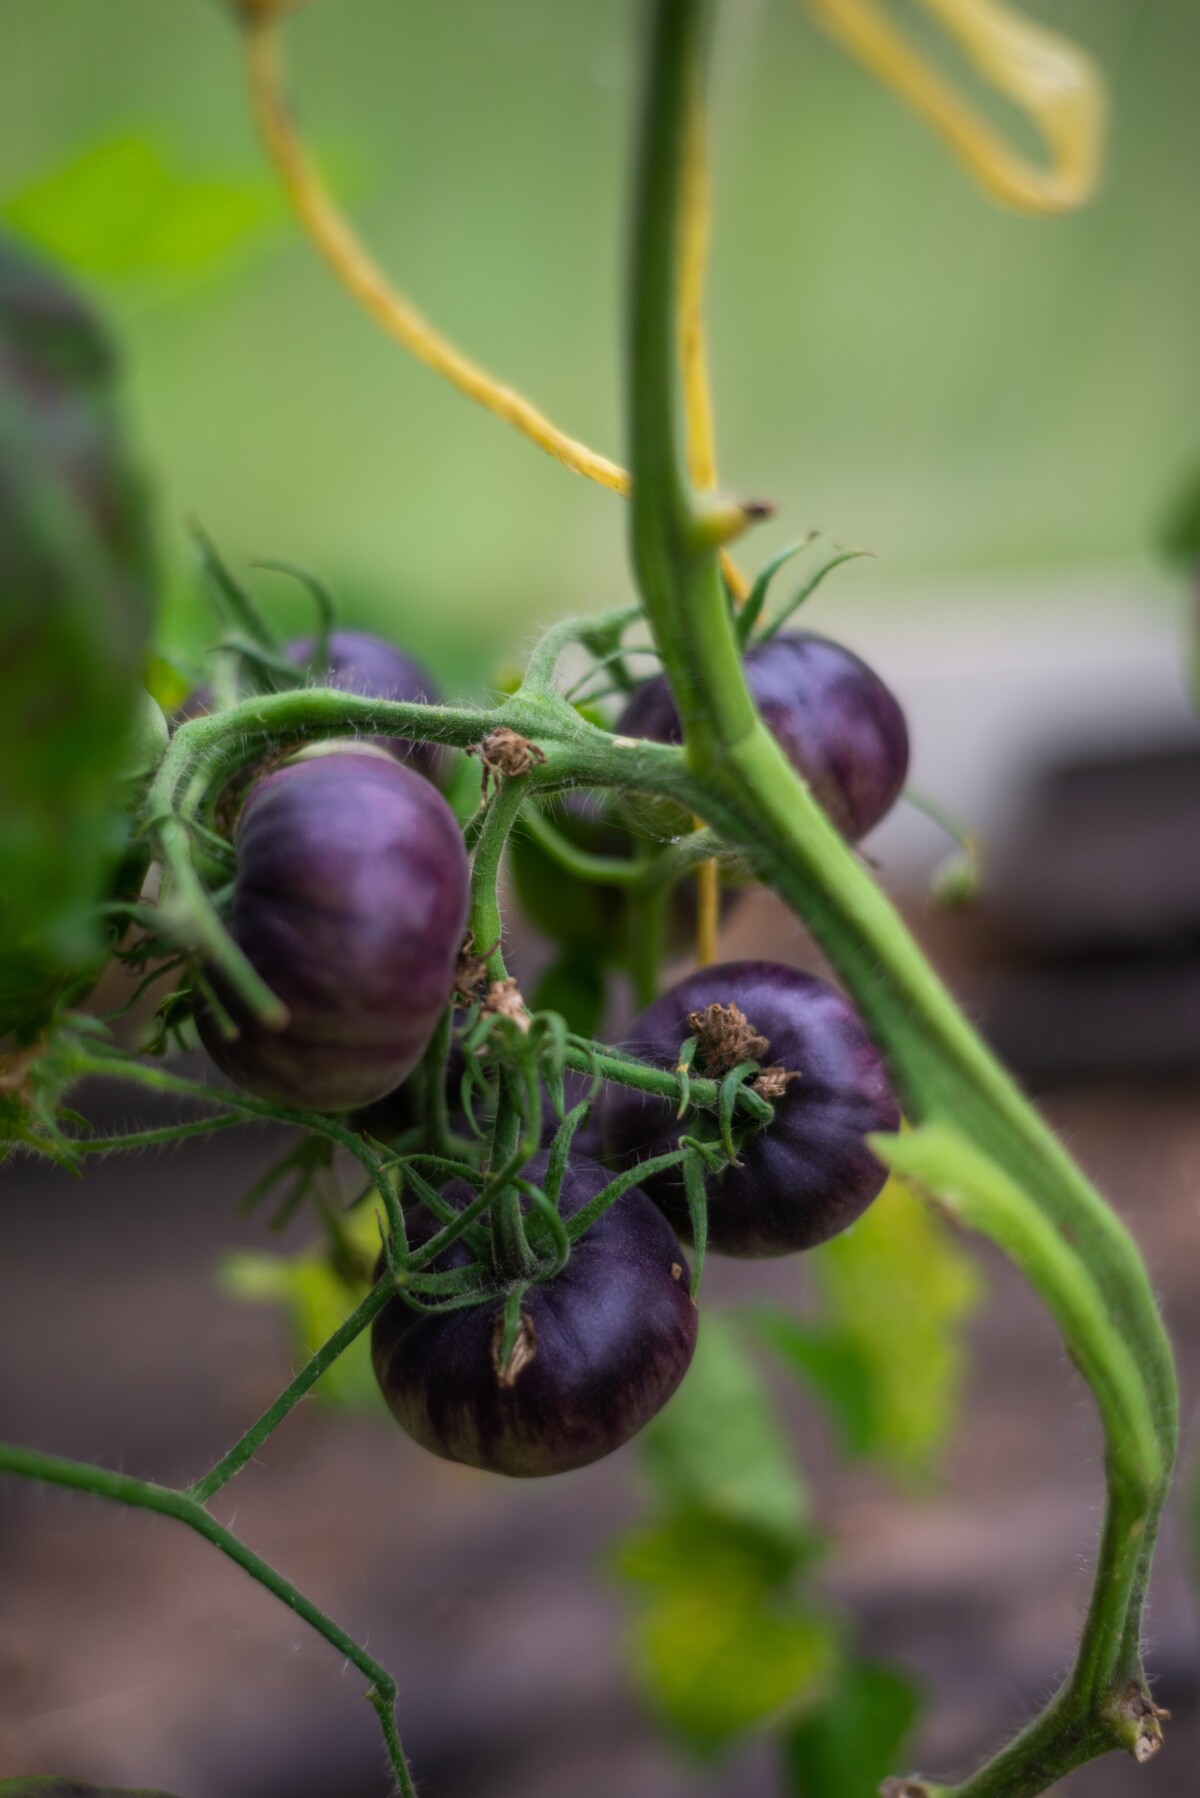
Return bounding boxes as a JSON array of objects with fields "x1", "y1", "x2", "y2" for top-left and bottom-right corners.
[{"x1": 2, "y1": 901, "x2": 1198, "y2": 1798}]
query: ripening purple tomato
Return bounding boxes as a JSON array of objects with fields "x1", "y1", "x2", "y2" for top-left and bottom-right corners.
[
  {"x1": 371, "y1": 1151, "x2": 698, "y2": 1476},
  {"x1": 285, "y1": 630, "x2": 444, "y2": 781},
  {"x1": 198, "y1": 750, "x2": 469, "y2": 1111},
  {"x1": 616, "y1": 630, "x2": 909, "y2": 841},
  {"x1": 603, "y1": 961, "x2": 900, "y2": 1257},
  {"x1": 177, "y1": 629, "x2": 443, "y2": 781}
]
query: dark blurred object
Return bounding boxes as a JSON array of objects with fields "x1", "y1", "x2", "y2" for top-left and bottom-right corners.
[
  {"x1": 1158, "y1": 457, "x2": 1200, "y2": 714},
  {"x1": 0, "y1": 1781, "x2": 180, "y2": 1796},
  {"x1": 981, "y1": 739, "x2": 1200, "y2": 1082},
  {"x1": 0, "y1": 233, "x2": 156, "y2": 1038},
  {"x1": 1159, "y1": 459, "x2": 1200, "y2": 573}
]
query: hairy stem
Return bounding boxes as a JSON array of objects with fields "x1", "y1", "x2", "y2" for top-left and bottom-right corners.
[
  {"x1": 626, "y1": 1, "x2": 1175, "y2": 1791},
  {"x1": 190, "y1": 1276, "x2": 392, "y2": 1502},
  {"x1": 0, "y1": 1440, "x2": 416, "y2": 1797},
  {"x1": 468, "y1": 776, "x2": 528, "y2": 984},
  {"x1": 72, "y1": 1046, "x2": 408, "y2": 1257}
]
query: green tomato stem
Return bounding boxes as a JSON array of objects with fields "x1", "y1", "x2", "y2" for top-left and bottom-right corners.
[
  {"x1": 191, "y1": 1276, "x2": 393, "y2": 1501},
  {"x1": 486, "y1": 1067, "x2": 538, "y2": 1282},
  {"x1": 467, "y1": 776, "x2": 528, "y2": 984},
  {"x1": 625, "y1": 1, "x2": 1176, "y2": 1791},
  {"x1": 71, "y1": 1046, "x2": 409, "y2": 1259},
  {"x1": 418, "y1": 1006, "x2": 463, "y2": 1162},
  {"x1": 0, "y1": 1437, "x2": 416, "y2": 1798}
]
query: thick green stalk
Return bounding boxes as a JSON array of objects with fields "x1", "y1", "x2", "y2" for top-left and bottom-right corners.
[{"x1": 625, "y1": 0, "x2": 1176, "y2": 1790}]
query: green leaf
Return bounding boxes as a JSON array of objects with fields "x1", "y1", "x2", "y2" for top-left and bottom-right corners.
[
  {"x1": 3, "y1": 134, "x2": 276, "y2": 284},
  {"x1": 815, "y1": 1176, "x2": 981, "y2": 1479},
  {"x1": 529, "y1": 948, "x2": 608, "y2": 1038},
  {"x1": 509, "y1": 802, "x2": 626, "y2": 958},
  {"x1": 144, "y1": 653, "x2": 193, "y2": 716},
  {"x1": 640, "y1": 1312, "x2": 810, "y2": 1546},
  {"x1": 752, "y1": 1312, "x2": 876, "y2": 1460},
  {"x1": 0, "y1": 235, "x2": 157, "y2": 1035},
  {"x1": 783, "y1": 1658, "x2": 922, "y2": 1798},
  {"x1": 759, "y1": 1177, "x2": 981, "y2": 1481},
  {"x1": 616, "y1": 1507, "x2": 837, "y2": 1756},
  {"x1": 221, "y1": 1206, "x2": 386, "y2": 1415}
]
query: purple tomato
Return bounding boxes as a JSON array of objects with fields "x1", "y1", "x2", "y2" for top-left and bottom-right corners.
[
  {"x1": 286, "y1": 630, "x2": 444, "y2": 781},
  {"x1": 603, "y1": 960, "x2": 899, "y2": 1257},
  {"x1": 371, "y1": 1151, "x2": 697, "y2": 1476},
  {"x1": 198, "y1": 749, "x2": 469, "y2": 1111},
  {"x1": 616, "y1": 630, "x2": 909, "y2": 841},
  {"x1": 177, "y1": 629, "x2": 443, "y2": 782}
]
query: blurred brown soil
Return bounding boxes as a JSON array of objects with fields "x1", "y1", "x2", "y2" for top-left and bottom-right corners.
[{"x1": 1, "y1": 890, "x2": 1198, "y2": 1798}]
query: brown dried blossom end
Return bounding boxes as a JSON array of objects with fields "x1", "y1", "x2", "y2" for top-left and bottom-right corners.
[
  {"x1": 451, "y1": 931, "x2": 495, "y2": 1007},
  {"x1": 482, "y1": 977, "x2": 532, "y2": 1034},
  {"x1": 492, "y1": 1310, "x2": 537, "y2": 1388},
  {"x1": 752, "y1": 1065, "x2": 800, "y2": 1101},
  {"x1": 687, "y1": 1001, "x2": 769, "y2": 1075},
  {"x1": 467, "y1": 727, "x2": 547, "y2": 799}
]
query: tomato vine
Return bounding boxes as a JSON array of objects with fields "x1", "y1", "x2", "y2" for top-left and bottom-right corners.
[{"x1": 0, "y1": 0, "x2": 1177, "y2": 1794}]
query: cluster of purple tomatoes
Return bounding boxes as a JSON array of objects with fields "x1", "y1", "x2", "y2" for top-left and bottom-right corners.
[{"x1": 190, "y1": 626, "x2": 908, "y2": 1478}]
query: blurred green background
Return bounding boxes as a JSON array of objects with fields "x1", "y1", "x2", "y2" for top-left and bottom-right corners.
[{"x1": 2, "y1": 0, "x2": 1197, "y2": 690}]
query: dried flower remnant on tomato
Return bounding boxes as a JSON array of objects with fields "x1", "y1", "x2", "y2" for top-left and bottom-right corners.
[
  {"x1": 605, "y1": 961, "x2": 899, "y2": 1257},
  {"x1": 372, "y1": 1153, "x2": 697, "y2": 1476}
]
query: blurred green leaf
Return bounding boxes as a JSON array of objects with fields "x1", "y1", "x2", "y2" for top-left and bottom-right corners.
[
  {"x1": 144, "y1": 652, "x2": 194, "y2": 716},
  {"x1": 616, "y1": 1506, "x2": 836, "y2": 1756},
  {"x1": 757, "y1": 1177, "x2": 982, "y2": 1481},
  {"x1": 783, "y1": 1658, "x2": 922, "y2": 1798},
  {"x1": 615, "y1": 1316, "x2": 835, "y2": 1755},
  {"x1": 509, "y1": 805, "x2": 625, "y2": 959},
  {"x1": 0, "y1": 235, "x2": 157, "y2": 1036},
  {"x1": 3, "y1": 134, "x2": 277, "y2": 284},
  {"x1": 641, "y1": 1312, "x2": 811, "y2": 1546},
  {"x1": 816, "y1": 1177, "x2": 981, "y2": 1478},
  {"x1": 1159, "y1": 459, "x2": 1200, "y2": 570},
  {"x1": 530, "y1": 948, "x2": 608, "y2": 1038},
  {"x1": 752, "y1": 1313, "x2": 876, "y2": 1460},
  {"x1": 221, "y1": 1204, "x2": 385, "y2": 1414}
]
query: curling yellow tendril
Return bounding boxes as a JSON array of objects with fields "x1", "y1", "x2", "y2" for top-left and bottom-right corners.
[
  {"x1": 243, "y1": 10, "x2": 738, "y2": 969},
  {"x1": 243, "y1": 20, "x2": 749, "y2": 582},
  {"x1": 804, "y1": 0, "x2": 1104, "y2": 215},
  {"x1": 243, "y1": 19, "x2": 629, "y2": 494}
]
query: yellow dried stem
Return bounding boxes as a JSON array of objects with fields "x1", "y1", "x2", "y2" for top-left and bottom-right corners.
[
  {"x1": 242, "y1": 15, "x2": 750, "y2": 608},
  {"x1": 677, "y1": 69, "x2": 719, "y2": 497},
  {"x1": 805, "y1": 0, "x2": 1105, "y2": 216},
  {"x1": 243, "y1": 11, "x2": 742, "y2": 968},
  {"x1": 242, "y1": 19, "x2": 628, "y2": 494}
]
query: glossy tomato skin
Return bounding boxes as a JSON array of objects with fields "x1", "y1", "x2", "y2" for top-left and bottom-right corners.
[
  {"x1": 603, "y1": 961, "x2": 900, "y2": 1257},
  {"x1": 198, "y1": 750, "x2": 468, "y2": 1111},
  {"x1": 616, "y1": 629, "x2": 909, "y2": 841},
  {"x1": 371, "y1": 1152, "x2": 697, "y2": 1476}
]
